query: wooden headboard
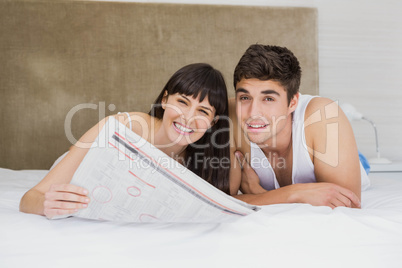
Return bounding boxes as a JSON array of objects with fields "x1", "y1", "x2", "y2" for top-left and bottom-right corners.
[{"x1": 0, "y1": 1, "x2": 318, "y2": 169}]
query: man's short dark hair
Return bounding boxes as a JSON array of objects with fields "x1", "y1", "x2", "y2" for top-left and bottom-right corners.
[{"x1": 233, "y1": 44, "x2": 301, "y2": 104}]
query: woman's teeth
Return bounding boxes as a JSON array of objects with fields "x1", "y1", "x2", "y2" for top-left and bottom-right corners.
[{"x1": 174, "y1": 122, "x2": 194, "y2": 133}]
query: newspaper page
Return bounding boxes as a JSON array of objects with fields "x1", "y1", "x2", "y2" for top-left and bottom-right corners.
[{"x1": 65, "y1": 117, "x2": 260, "y2": 223}]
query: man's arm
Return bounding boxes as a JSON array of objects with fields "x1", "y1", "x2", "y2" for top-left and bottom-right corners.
[
  {"x1": 304, "y1": 97, "x2": 362, "y2": 204},
  {"x1": 228, "y1": 96, "x2": 361, "y2": 208},
  {"x1": 233, "y1": 151, "x2": 360, "y2": 208}
]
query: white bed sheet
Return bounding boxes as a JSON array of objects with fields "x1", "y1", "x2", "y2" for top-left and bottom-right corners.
[{"x1": 1, "y1": 168, "x2": 402, "y2": 268}]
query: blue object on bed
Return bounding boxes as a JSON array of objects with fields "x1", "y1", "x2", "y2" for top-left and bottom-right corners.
[{"x1": 359, "y1": 151, "x2": 370, "y2": 174}]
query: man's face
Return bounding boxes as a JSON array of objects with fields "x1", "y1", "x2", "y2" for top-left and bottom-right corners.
[{"x1": 235, "y1": 78, "x2": 298, "y2": 146}]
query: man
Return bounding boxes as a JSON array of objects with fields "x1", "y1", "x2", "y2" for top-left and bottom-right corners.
[{"x1": 230, "y1": 44, "x2": 369, "y2": 208}]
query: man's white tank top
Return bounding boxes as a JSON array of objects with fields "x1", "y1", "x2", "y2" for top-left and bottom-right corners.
[{"x1": 250, "y1": 94, "x2": 370, "y2": 191}]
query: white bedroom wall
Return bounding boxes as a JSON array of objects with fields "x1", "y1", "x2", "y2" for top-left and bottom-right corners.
[{"x1": 96, "y1": 0, "x2": 402, "y2": 162}]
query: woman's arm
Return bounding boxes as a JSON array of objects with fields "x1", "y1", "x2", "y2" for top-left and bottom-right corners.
[{"x1": 19, "y1": 117, "x2": 110, "y2": 218}]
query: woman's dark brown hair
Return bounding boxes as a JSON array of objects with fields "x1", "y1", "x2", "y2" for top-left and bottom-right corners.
[{"x1": 149, "y1": 63, "x2": 230, "y2": 194}]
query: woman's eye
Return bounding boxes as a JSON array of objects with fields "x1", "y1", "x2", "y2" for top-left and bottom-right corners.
[
  {"x1": 178, "y1": 99, "x2": 187, "y2": 105},
  {"x1": 200, "y1": 110, "x2": 209, "y2": 116}
]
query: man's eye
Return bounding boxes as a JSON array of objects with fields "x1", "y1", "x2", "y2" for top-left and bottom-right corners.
[
  {"x1": 264, "y1": 97, "x2": 274, "y2": 101},
  {"x1": 239, "y1": 96, "x2": 249, "y2": 101}
]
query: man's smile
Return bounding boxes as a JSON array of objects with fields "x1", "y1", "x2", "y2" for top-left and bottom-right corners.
[{"x1": 245, "y1": 121, "x2": 270, "y2": 132}]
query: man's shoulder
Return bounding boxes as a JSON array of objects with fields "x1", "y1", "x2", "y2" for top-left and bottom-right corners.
[
  {"x1": 304, "y1": 96, "x2": 341, "y2": 152},
  {"x1": 304, "y1": 96, "x2": 336, "y2": 119}
]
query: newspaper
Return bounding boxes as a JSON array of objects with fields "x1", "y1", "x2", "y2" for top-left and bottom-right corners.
[{"x1": 64, "y1": 117, "x2": 259, "y2": 223}]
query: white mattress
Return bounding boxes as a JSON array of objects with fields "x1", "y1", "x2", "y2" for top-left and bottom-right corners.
[{"x1": 1, "y1": 168, "x2": 402, "y2": 268}]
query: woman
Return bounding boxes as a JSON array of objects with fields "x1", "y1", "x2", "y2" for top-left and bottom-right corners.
[{"x1": 19, "y1": 63, "x2": 235, "y2": 219}]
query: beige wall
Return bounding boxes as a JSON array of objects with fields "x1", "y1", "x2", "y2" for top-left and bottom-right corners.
[
  {"x1": 0, "y1": 2, "x2": 318, "y2": 169},
  {"x1": 124, "y1": 0, "x2": 402, "y2": 162}
]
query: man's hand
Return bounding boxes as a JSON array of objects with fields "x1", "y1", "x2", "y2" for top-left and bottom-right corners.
[
  {"x1": 235, "y1": 151, "x2": 267, "y2": 194},
  {"x1": 234, "y1": 151, "x2": 361, "y2": 209},
  {"x1": 289, "y1": 182, "x2": 361, "y2": 209},
  {"x1": 43, "y1": 184, "x2": 90, "y2": 219}
]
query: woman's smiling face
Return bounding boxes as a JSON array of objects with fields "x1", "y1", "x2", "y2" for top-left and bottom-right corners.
[{"x1": 161, "y1": 93, "x2": 216, "y2": 147}]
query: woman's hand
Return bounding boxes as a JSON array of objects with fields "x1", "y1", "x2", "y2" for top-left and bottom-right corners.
[{"x1": 43, "y1": 184, "x2": 90, "y2": 219}]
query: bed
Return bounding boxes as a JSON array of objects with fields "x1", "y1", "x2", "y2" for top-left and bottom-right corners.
[
  {"x1": 1, "y1": 1, "x2": 402, "y2": 267},
  {"x1": 1, "y1": 168, "x2": 402, "y2": 267}
]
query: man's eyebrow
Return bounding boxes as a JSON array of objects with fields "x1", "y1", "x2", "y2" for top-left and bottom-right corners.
[
  {"x1": 235, "y1": 88, "x2": 280, "y2": 96},
  {"x1": 261, "y1": 90, "x2": 280, "y2": 96},
  {"x1": 235, "y1": 88, "x2": 249, "y2": 94}
]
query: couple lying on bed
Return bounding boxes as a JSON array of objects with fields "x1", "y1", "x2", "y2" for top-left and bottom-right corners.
[{"x1": 20, "y1": 44, "x2": 368, "y2": 219}]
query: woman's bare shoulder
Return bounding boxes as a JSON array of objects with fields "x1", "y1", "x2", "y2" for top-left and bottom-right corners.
[{"x1": 112, "y1": 112, "x2": 154, "y2": 139}]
